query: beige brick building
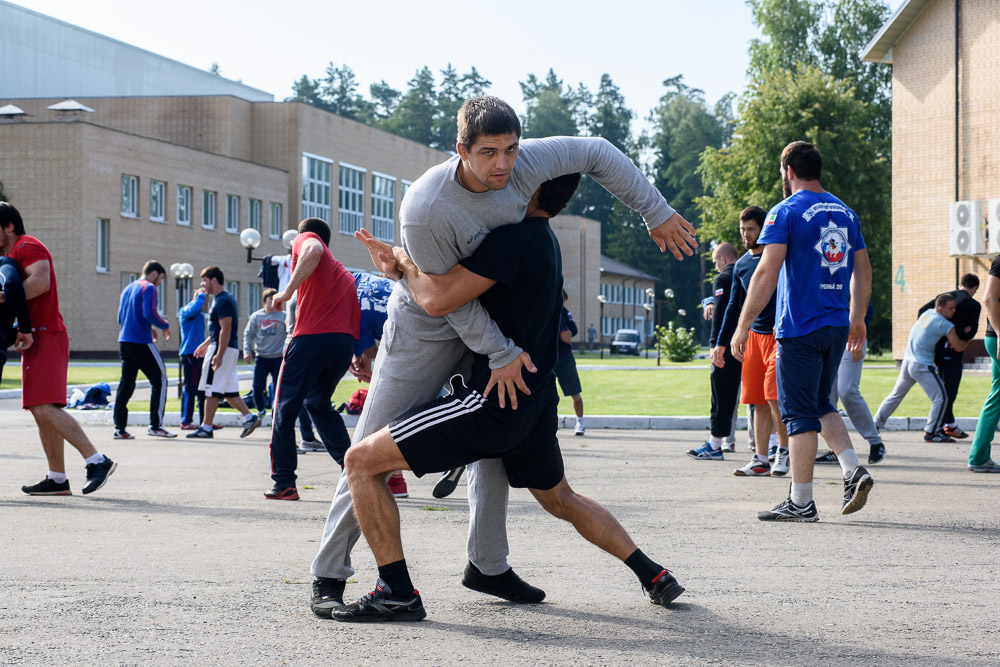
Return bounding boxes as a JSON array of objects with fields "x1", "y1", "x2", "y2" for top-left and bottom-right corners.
[{"x1": 864, "y1": 0, "x2": 1000, "y2": 358}]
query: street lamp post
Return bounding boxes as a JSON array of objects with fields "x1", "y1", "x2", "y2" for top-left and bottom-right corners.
[
  {"x1": 643, "y1": 302, "x2": 653, "y2": 358},
  {"x1": 170, "y1": 262, "x2": 195, "y2": 398},
  {"x1": 240, "y1": 228, "x2": 263, "y2": 263},
  {"x1": 596, "y1": 294, "x2": 607, "y2": 359}
]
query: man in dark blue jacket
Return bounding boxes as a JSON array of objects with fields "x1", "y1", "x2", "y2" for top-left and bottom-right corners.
[{"x1": 0, "y1": 255, "x2": 32, "y2": 383}]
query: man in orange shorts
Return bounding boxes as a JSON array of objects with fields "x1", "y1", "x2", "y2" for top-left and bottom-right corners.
[
  {"x1": 702, "y1": 206, "x2": 789, "y2": 476},
  {"x1": 0, "y1": 203, "x2": 117, "y2": 496}
]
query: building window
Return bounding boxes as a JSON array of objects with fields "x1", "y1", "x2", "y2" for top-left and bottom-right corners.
[
  {"x1": 248, "y1": 199, "x2": 262, "y2": 233},
  {"x1": 203, "y1": 191, "x2": 216, "y2": 229},
  {"x1": 150, "y1": 180, "x2": 166, "y2": 222},
  {"x1": 339, "y1": 163, "x2": 365, "y2": 235},
  {"x1": 269, "y1": 202, "x2": 282, "y2": 239},
  {"x1": 401, "y1": 180, "x2": 412, "y2": 199},
  {"x1": 302, "y1": 153, "x2": 332, "y2": 223},
  {"x1": 121, "y1": 174, "x2": 138, "y2": 217},
  {"x1": 248, "y1": 283, "x2": 261, "y2": 315},
  {"x1": 157, "y1": 280, "x2": 166, "y2": 316},
  {"x1": 96, "y1": 218, "x2": 110, "y2": 273},
  {"x1": 371, "y1": 172, "x2": 396, "y2": 242},
  {"x1": 226, "y1": 195, "x2": 239, "y2": 233},
  {"x1": 226, "y1": 281, "x2": 240, "y2": 319},
  {"x1": 176, "y1": 278, "x2": 191, "y2": 314},
  {"x1": 120, "y1": 271, "x2": 138, "y2": 292},
  {"x1": 177, "y1": 186, "x2": 192, "y2": 226},
  {"x1": 625, "y1": 287, "x2": 633, "y2": 306}
]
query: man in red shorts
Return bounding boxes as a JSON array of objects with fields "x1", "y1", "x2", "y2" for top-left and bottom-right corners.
[{"x1": 0, "y1": 203, "x2": 117, "y2": 496}]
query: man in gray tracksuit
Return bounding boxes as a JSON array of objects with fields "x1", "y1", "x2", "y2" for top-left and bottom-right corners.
[{"x1": 308, "y1": 95, "x2": 697, "y2": 616}]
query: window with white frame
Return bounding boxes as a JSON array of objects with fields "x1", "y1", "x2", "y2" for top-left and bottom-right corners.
[
  {"x1": 625, "y1": 286, "x2": 634, "y2": 306},
  {"x1": 226, "y1": 281, "x2": 240, "y2": 319},
  {"x1": 371, "y1": 172, "x2": 395, "y2": 242},
  {"x1": 121, "y1": 175, "x2": 138, "y2": 217},
  {"x1": 248, "y1": 283, "x2": 261, "y2": 315},
  {"x1": 269, "y1": 202, "x2": 282, "y2": 239},
  {"x1": 226, "y1": 195, "x2": 239, "y2": 233},
  {"x1": 601, "y1": 283, "x2": 611, "y2": 301},
  {"x1": 203, "y1": 191, "x2": 216, "y2": 229},
  {"x1": 96, "y1": 219, "x2": 110, "y2": 272},
  {"x1": 338, "y1": 163, "x2": 365, "y2": 235},
  {"x1": 401, "y1": 180, "x2": 412, "y2": 199},
  {"x1": 157, "y1": 281, "x2": 166, "y2": 316},
  {"x1": 302, "y1": 154, "x2": 332, "y2": 222},
  {"x1": 120, "y1": 271, "x2": 138, "y2": 292},
  {"x1": 177, "y1": 185, "x2": 192, "y2": 226},
  {"x1": 248, "y1": 199, "x2": 261, "y2": 232},
  {"x1": 150, "y1": 180, "x2": 166, "y2": 222}
]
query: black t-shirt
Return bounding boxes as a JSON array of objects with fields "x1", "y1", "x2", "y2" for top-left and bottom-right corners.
[
  {"x1": 709, "y1": 264, "x2": 734, "y2": 348},
  {"x1": 0, "y1": 256, "x2": 31, "y2": 350},
  {"x1": 209, "y1": 290, "x2": 239, "y2": 349},
  {"x1": 460, "y1": 217, "x2": 563, "y2": 400}
]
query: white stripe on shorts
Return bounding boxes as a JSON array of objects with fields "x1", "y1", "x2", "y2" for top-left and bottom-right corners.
[{"x1": 392, "y1": 390, "x2": 486, "y2": 442}]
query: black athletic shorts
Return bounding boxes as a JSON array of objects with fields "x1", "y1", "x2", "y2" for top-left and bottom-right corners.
[{"x1": 389, "y1": 375, "x2": 564, "y2": 490}]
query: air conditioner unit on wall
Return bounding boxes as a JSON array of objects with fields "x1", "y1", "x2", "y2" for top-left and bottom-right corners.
[
  {"x1": 988, "y1": 199, "x2": 1000, "y2": 254},
  {"x1": 949, "y1": 200, "x2": 986, "y2": 256}
]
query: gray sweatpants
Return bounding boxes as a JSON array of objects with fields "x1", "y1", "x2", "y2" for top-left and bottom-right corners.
[
  {"x1": 873, "y1": 359, "x2": 947, "y2": 434},
  {"x1": 830, "y1": 342, "x2": 882, "y2": 445},
  {"x1": 310, "y1": 318, "x2": 513, "y2": 580}
]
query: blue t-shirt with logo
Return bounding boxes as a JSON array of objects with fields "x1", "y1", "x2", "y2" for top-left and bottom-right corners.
[
  {"x1": 904, "y1": 310, "x2": 954, "y2": 366},
  {"x1": 758, "y1": 190, "x2": 866, "y2": 339},
  {"x1": 353, "y1": 272, "x2": 393, "y2": 356}
]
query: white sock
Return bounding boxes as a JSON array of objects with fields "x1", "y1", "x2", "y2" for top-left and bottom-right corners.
[
  {"x1": 243, "y1": 413, "x2": 255, "y2": 423},
  {"x1": 754, "y1": 453, "x2": 769, "y2": 465},
  {"x1": 944, "y1": 422, "x2": 956, "y2": 429},
  {"x1": 84, "y1": 453, "x2": 105, "y2": 466},
  {"x1": 838, "y1": 449, "x2": 860, "y2": 478},
  {"x1": 47, "y1": 470, "x2": 68, "y2": 483},
  {"x1": 576, "y1": 417, "x2": 584, "y2": 426},
  {"x1": 769, "y1": 433, "x2": 778, "y2": 447},
  {"x1": 200, "y1": 423, "x2": 214, "y2": 432},
  {"x1": 790, "y1": 481, "x2": 813, "y2": 506},
  {"x1": 724, "y1": 435, "x2": 736, "y2": 445},
  {"x1": 708, "y1": 436, "x2": 722, "y2": 449}
]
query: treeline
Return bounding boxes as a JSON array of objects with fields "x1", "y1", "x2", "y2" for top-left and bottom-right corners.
[{"x1": 288, "y1": 0, "x2": 893, "y2": 351}]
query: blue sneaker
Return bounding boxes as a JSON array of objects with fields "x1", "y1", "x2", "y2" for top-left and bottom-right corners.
[{"x1": 686, "y1": 442, "x2": 724, "y2": 460}]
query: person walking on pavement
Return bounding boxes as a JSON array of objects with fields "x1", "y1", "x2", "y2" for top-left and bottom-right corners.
[{"x1": 178, "y1": 287, "x2": 209, "y2": 430}]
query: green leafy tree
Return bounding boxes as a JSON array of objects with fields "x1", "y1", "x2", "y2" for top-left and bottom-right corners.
[
  {"x1": 520, "y1": 70, "x2": 579, "y2": 138},
  {"x1": 368, "y1": 80, "x2": 401, "y2": 121},
  {"x1": 431, "y1": 65, "x2": 492, "y2": 151},
  {"x1": 378, "y1": 67, "x2": 437, "y2": 146},
  {"x1": 319, "y1": 63, "x2": 372, "y2": 121},
  {"x1": 287, "y1": 75, "x2": 331, "y2": 111}
]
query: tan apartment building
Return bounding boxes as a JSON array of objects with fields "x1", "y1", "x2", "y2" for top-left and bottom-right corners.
[
  {"x1": 863, "y1": 0, "x2": 1000, "y2": 358},
  {"x1": 598, "y1": 255, "x2": 658, "y2": 346}
]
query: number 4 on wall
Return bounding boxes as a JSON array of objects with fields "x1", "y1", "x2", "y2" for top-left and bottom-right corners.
[{"x1": 894, "y1": 265, "x2": 905, "y2": 293}]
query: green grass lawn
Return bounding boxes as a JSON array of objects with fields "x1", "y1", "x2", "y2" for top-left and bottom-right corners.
[{"x1": 1, "y1": 365, "x2": 179, "y2": 391}]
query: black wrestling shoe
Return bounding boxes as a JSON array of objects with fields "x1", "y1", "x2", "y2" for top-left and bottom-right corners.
[
  {"x1": 461, "y1": 561, "x2": 545, "y2": 602},
  {"x1": 645, "y1": 569, "x2": 685, "y2": 606},
  {"x1": 432, "y1": 466, "x2": 466, "y2": 499},
  {"x1": 310, "y1": 577, "x2": 346, "y2": 618},
  {"x1": 758, "y1": 495, "x2": 819, "y2": 522},
  {"x1": 332, "y1": 579, "x2": 426, "y2": 623},
  {"x1": 842, "y1": 466, "x2": 874, "y2": 515},
  {"x1": 22, "y1": 477, "x2": 72, "y2": 496},
  {"x1": 868, "y1": 443, "x2": 885, "y2": 465},
  {"x1": 82, "y1": 457, "x2": 117, "y2": 495}
]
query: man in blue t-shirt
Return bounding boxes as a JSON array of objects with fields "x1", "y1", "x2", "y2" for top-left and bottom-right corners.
[
  {"x1": 732, "y1": 141, "x2": 873, "y2": 523},
  {"x1": 873, "y1": 294, "x2": 966, "y2": 441}
]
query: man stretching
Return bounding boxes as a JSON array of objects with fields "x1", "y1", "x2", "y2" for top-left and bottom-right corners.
[{"x1": 335, "y1": 175, "x2": 684, "y2": 622}]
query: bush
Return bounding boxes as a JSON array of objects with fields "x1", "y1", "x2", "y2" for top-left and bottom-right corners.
[{"x1": 655, "y1": 322, "x2": 698, "y2": 362}]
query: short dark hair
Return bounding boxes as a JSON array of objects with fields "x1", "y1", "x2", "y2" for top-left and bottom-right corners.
[
  {"x1": 781, "y1": 141, "x2": 822, "y2": 181},
  {"x1": 201, "y1": 266, "x2": 225, "y2": 285},
  {"x1": 263, "y1": 287, "x2": 277, "y2": 302},
  {"x1": 935, "y1": 293, "x2": 956, "y2": 309},
  {"x1": 298, "y1": 217, "x2": 331, "y2": 247},
  {"x1": 142, "y1": 261, "x2": 166, "y2": 277},
  {"x1": 739, "y1": 206, "x2": 766, "y2": 227},
  {"x1": 536, "y1": 173, "x2": 581, "y2": 217},
  {"x1": 457, "y1": 96, "x2": 521, "y2": 148},
  {"x1": 0, "y1": 202, "x2": 25, "y2": 235},
  {"x1": 960, "y1": 273, "x2": 980, "y2": 289}
]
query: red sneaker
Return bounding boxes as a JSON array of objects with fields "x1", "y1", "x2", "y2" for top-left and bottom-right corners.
[
  {"x1": 943, "y1": 425, "x2": 969, "y2": 439},
  {"x1": 387, "y1": 473, "x2": 408, "y2": 498},
  {"x1": 264, "y1": 485, "x2": 299, "y2": 501},
  {"x1": 180, "y1": 423, "x2": 198, "y2": 430}
]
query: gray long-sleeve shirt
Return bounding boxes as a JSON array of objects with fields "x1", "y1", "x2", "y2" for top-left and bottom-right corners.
[
  {"x1": 243, "y1": 308, "x2": 287, "y2": 359},
  {"x1": 394, "y1": 135, "x2": 675, "y2": 368}
]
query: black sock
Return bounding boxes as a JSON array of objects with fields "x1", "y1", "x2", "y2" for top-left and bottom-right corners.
[
  {"x1": 624, "y1": 549, "x2": 663, "y2": 586},
  {"x1": 377, "y1": 559, "x2": 414, "y2": 595}
]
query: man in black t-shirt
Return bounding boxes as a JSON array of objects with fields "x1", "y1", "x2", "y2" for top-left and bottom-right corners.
[
  {"x1": 0, "y1": 256, "x2": 33, "y2": 383},
  {"x1": 333, "y1": 175, "x2": 685, "y2": 623},
  {"x1": 706, "y1": 242, "x2": 741, "y2": 451}
]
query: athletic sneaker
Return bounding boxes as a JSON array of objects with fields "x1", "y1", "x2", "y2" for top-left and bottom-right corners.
[
  {"x1": 332, "y1": 578, "x2": 426, "y2": 623},
  {"x1": 645, "y1": 569, "x2": 685, "y2": 606},
  {"x1": 841, "y1": 466, "x2": 874, "y2": 515},
  {"x1": 943, "y1": 425, "x2": 969, "y2": 439},
  {"x1": 432, "y1": 466, "x2": 466, "y2": 499},
  {"x1": 147, "y1": 427, "x2": 176, "y2": 438},
  {"x1": 264, "y1": 485, "x2": 299, "y2": 500},
  {"x1": 815, "y1": 450, "x2": 839, "y2": 464},
  {"x1": 310, "y1": 577, "x2": 346, "y2": 618},
  {"x1": 82, "y1": 457, "x2": 117, "y2": 495},
  {"x1": 186, "y1": 427, "x2": 213, "y2": 439},
  {"x1": 771, "y1": 449, "x2": 790, "y2": 477},
  {"x1": 686, "y1": 443, "x2": 724, "y2": 460},
  {"x1": 733, "y1": 458, "x2": 771, "y2": 476},
  {"x1": 574, "y1": 419, "x2": 586, "y2": 436},
  {"x1": 868, "y1": 443, "x2": 885, "y2": 465},
  {"x1": 721, "y1": 441, "x2": 736, "y2": 453},
  {"x1": 387, "y1": 473, "x2": 408, "y2": 498},
  {"x1": 924, "y1": 430, "x2": 955, "y2": 443},
  {"x1": 179, "y1": 423, "x2": 199, "y2": 430},
  {"x1": 758, "y1": 495, "x2": 819, "y2": 522},
  {"x1": 462, "y1": 562, "x2": 545, "y2": 602},
  {"x1": 767, "y1": 443, "x2": 778, "y2": 463},
  {"x1": 21, "y1": 477, "x2": 72, "y2": 496},
  {"x1": 969, "y1": 459, "x2": 1000, "y2": 473},
  {"x1": 113, "y1": 429, "x2": 134, "y2": 440},
  {"x1": 296, "y1": 440, "x2": 324, "y2": 454},
  {"x1": 240, "y1": 414, "x2": 261, "y2": 438}
]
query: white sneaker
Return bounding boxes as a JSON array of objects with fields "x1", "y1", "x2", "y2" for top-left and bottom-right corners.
[
  {"x1": 733, "y1": 457, "x2": 771, "y2": 476},
  {"x1": 721, "y1": 440, "x2": 736, "y2": 452},
  {"x1": 969, "y1": 459, "x2": 1000, "y2": 473},
  {"x1": 772, "y1": 448, "x2": 790, "y2": 476},
  {"x1": 574, "y1": 419, "x2": 585, "y2": 436}
]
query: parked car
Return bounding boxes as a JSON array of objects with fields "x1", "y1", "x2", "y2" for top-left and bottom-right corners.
[{"x1": 611, "y1": 328, "x2": 641, "y2": 355}]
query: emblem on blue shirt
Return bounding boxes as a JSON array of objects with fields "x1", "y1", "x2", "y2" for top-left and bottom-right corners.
[{"x1": 814, "y1": 221, "x2": 851, "y2": 275}]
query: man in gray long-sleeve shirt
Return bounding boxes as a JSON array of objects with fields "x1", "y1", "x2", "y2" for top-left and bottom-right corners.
[
  {"x1": 308, "y1": 95, "x2": 697, "y2": 617},
  {"x1": 243, "y1": 288, "x2": 286, "y2": 418}
]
